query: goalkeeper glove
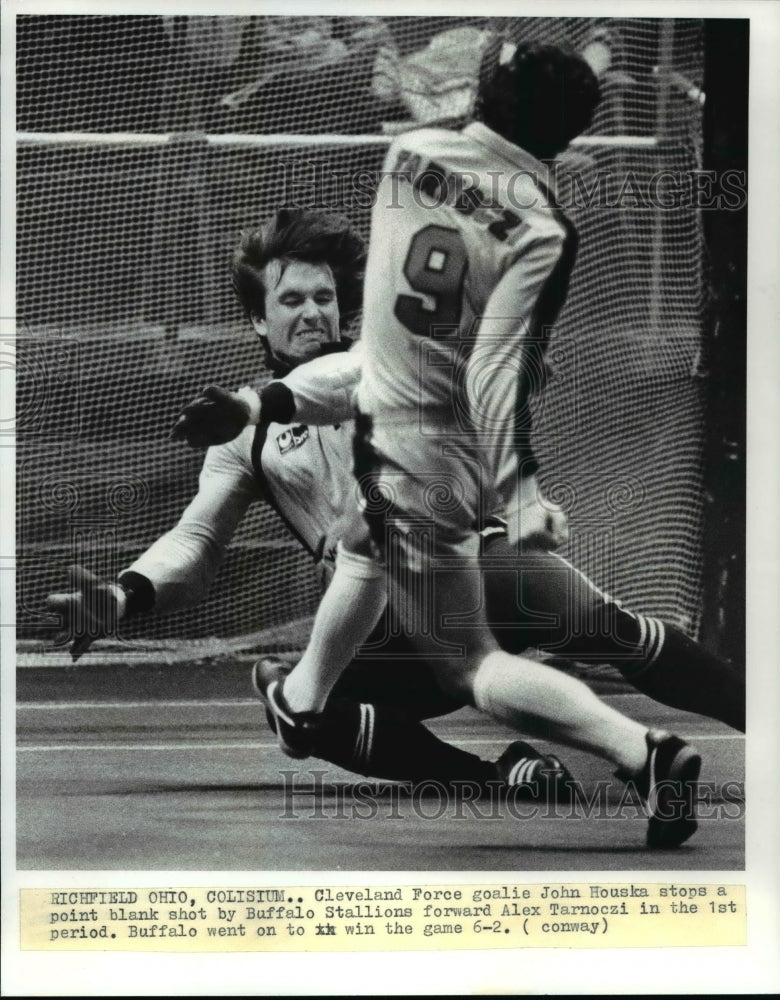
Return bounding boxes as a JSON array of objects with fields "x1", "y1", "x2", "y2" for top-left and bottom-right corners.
[
  {"x1": 45, "y1": 565, "x2": 124, "y2": 662},
  {"x1": 171, "y1": 385, "x2": 260, "y2": 448}
]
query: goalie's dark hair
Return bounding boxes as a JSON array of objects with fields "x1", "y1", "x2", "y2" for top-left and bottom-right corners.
[
  {"x1": 476, "y1": 39, "x2": 601, "y2": 160},
  {"x1": 232, "y1": 207, "x2": 367, "y2": 330}
]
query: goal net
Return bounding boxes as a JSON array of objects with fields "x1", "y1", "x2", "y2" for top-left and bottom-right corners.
[{"x1": 16, "y1": 15, "x2": 708, "y2": 658}]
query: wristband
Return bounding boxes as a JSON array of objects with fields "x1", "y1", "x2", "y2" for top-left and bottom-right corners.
[
  {"x1": 259, "y1": 381, "x2": 296, "y2": 423},
  {"x1": 116, "y1": 571, "x2": 157, "y2": 616}
]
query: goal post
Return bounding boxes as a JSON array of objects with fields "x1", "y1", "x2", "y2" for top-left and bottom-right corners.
[{"x1": 697, "y1": 19, "x2": 748, "y2": 667}]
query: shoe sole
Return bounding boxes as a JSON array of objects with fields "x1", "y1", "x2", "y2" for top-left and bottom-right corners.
[
  {"x1": 251, "y1": 663, "x2": 312, "y2": 760},
  {"x1": 646, "y1": 744, "x2": 702, "y2": 849}
]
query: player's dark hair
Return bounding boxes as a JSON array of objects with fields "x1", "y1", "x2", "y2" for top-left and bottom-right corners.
[
  {"x1": 232, "y1": 207, "x2": 367, "y2": 331},
  {"x1": 477, "y1": 40, "x2": 601, "y2": 159}
]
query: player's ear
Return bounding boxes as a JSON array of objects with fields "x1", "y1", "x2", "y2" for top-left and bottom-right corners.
[{"x1": 250, "y1": 313, "x2": 267, "y2": 339}]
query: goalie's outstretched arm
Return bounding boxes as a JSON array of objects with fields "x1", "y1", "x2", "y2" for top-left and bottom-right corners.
[
  {"x1": 45, "y1": 439, "x2": 257, "y2": 660},
  {"x1": 172, "y1": 344, "x2": 363, "y2": 446}
]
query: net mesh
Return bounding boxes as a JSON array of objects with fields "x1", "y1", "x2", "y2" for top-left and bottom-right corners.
[{"x1": 16, "y1": 15, "x2": 708, "y2": 655}]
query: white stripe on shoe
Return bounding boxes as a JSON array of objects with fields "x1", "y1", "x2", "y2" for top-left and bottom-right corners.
[{"x1": 353, "y1": 703, "x2": 376, "y2": 772}]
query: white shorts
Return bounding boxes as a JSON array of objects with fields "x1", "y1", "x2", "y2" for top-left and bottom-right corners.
[{"x1": 353, "y1": 413, "x2": 494, "y2": 569}]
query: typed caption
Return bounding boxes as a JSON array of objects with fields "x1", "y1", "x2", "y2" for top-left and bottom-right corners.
[{"x1": 21, "y1": 881, "x2": 746, "y2": 952}]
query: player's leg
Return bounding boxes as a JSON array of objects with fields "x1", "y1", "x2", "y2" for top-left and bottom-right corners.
[
  {"x1": 257, "y1": 654, "x2": 575, "y2": 799},
  {"x1": 360, "y1": 424, "x2": 683, "y2": 785},
  {"x1": 481, "y1": 535, "x2": 745, "y2": 731},
  {"x1": 626, "y1": 623, "x2": 745, "y2": 732},
  {"x1": 397, "y1": 554, "x2": 648, "y2": 771},
  {"x1": 281, "y1": 530, "x2": 386, "y2": 715},
  {"x1": 401, "y1": 556, "x2": 700, "y2": 846}
]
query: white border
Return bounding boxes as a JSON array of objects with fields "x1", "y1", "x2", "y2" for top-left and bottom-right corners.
[{"x1": 2, "y1": 1, "x2": 778, "y2": 995}]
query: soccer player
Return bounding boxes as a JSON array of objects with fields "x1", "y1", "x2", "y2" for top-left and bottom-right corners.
[
  {"x1": 183, "y1": 339, "x2": 745, "y2": 741},
  {"x1": 46, "y1": 207, "x2": 573, "y2": 801},
  {"x1": 197, "y1": 41, "x2": 709, "y2": 847}
]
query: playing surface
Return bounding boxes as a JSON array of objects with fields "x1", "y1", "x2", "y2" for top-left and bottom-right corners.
[{"x1": 17, "y1": 663, "x2": 744, "y2": 871}]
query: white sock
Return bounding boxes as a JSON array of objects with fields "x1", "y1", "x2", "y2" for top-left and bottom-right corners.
[
  {"x1": 283, "y1": 542, "x2": 387, "y2": 713},
  {"x1": 472, "y1": 649, "x2": 648, "y2": 773}
]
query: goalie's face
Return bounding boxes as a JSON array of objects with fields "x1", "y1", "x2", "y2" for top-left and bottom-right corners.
[{"x1": 252, "y1": 259, "x2": 340, "y2": 367}]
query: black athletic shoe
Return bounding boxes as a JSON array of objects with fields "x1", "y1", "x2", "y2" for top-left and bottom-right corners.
[
  {"x1": 251, "y1": 657, "x2": 321, "y2": 759},
  {"x1": 496, "y1": 740, "x2": 576, "y2": 805},
  {"x1": 618, "y1": 729, "x2": 702, "y2": 849}
]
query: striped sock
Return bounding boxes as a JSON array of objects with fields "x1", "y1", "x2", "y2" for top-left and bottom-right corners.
[
  {"x1": 620, "y1": 620, "x2": 745, "y2": 732},
  {"x1": 310, "y1": 701, "x2": 495, "y2": 785}
]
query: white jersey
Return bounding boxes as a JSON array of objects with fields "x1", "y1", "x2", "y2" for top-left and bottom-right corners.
[
  {"x1": 357, "y1": 121, "x2": 574, "y2": 419},
  {"x1": 356, "y1": 122, "x2": 578, "y2": 546}
]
